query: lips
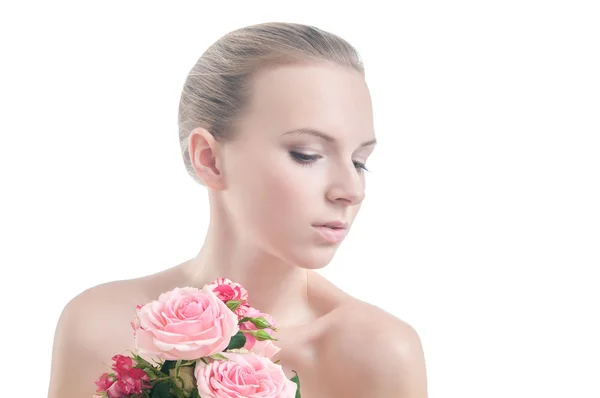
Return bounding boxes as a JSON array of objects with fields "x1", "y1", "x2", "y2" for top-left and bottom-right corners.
[
  {"x1": 313, "y1": 225, "x2": 348, "y2": 243},
  {"x1": 314, "y1": 221, "x2": 348, "y2": 229}
]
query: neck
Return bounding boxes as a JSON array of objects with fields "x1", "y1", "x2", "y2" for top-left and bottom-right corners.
[{"x1": 181, "y1": 217, "x2": 313, "y2": 326}]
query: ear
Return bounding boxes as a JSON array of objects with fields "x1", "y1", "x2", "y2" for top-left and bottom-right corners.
[{"x1": 188, "y1": 127, "x2": 226, "y2": 190}]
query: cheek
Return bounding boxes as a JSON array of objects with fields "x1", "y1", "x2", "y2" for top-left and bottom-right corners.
[
  {"x1": 255, "y1": 168, "x2": 325, "y2": 241},
  {"x1": 272, "y1": 161, "x2": 330, "y2": 214},
  {"x1": 252, "y1": 164, "x2": 314, "y2": 218},
  {"x1": 227, "y1": 156, "x2": 310, "y2": 222}
]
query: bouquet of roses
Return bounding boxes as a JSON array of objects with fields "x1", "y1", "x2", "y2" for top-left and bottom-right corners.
[{"x1": 93, "y1": 278, "x2": 301, "y2": 398}]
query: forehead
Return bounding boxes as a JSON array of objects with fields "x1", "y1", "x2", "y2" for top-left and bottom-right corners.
[{"x1": 240, "y1": 62, "x2": 375, "y2": 144}]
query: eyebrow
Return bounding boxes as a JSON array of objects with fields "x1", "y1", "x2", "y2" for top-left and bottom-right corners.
[{"x1": 282, "y1": 128, "x2": 377, "y2": 148}]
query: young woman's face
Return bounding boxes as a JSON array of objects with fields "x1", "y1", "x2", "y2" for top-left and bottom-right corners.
[{"x1": 220, "y1": 62, "x2": 377, "y2": 269}]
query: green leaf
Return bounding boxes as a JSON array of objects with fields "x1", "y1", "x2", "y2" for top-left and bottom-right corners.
[
  {"x1": 225, "y1": 331, "x2": 247, "y2": 350},
  {"x1": 226, "y1": 300, "x2": 241, "y2": 312},
  {"x1": 150, "y1": 381, "x2": 173, "y2": 398},
  {"x1": 131, "y1": 352, "x2": 159, "y2": 370},
  {"x1": 190, "y1": 388, "x2": 201, "y2": 398},
  {"x1": 209, "y1": 353, "x2": 229, "y2": 361},
  {"x1": 160, "y1": 360, "x2": 177, "y2": 374},
  {"x1": 291, "y1": 370, "x2": 301, "y2": 398},
  {"x1": 178, "y1": 360, "x2": 198, "y2": 367}
]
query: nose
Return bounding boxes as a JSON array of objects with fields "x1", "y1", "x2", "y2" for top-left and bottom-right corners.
[{"x1": 325, "y1": 162, "x2": 366, "y2": 207}]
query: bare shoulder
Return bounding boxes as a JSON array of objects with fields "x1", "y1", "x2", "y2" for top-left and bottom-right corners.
[
  {"x1": 47, "y1": 276, "x2": 155, "y2": 398},
  {"x1": 319, "y1": 300, "x2": 429, "y2": 398}
]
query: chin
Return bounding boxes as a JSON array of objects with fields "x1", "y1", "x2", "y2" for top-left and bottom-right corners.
[
  {"x1": 295, "y1": 261, "x2": 329, "y2": 271},
  {"x1": 258, "y1": 233, "x2": 338, "y2": 270},
  {"x1": 289, "y1": 247, "x2": 337, "y2": 270}
]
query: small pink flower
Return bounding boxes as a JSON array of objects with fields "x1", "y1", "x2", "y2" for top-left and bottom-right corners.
[
  {"x1": 111, "y1": 354, "x2": 134, "y2": 374},
  {"x1": 95, "y1": 355, "x2": 150, "y2": 398},
  {"x1": 95, "y1": 372, "x2": 115, "y2": 393},
  {"x1": 241, "y1": 307, "x2": 277, "y2": 350},
  {"x1": 195, "y1": 352, "x2": 297, "y2": 397},
  {"x1": 112, "y1": 355, "x2": 149, "y2": 393},
  {"x1": 105, "y1": 378, "x2": 145, "y2": 397},
  {"x1": 133, "y1": 286, "x2": 239, "y2": 361},
  {"x1": 209, "y1": 278, "x2": 250, "y2": 316}
]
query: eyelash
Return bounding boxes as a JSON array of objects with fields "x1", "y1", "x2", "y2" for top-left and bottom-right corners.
[{"x1": 290, "y1": 151, "x2": 370, "y2": 173}]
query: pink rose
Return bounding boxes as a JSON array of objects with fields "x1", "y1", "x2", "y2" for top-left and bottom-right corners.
[
  {"x1": 250, "y1": 339, "x2": 281, "y2": 360},
  {"x1": 241, "y1": 307, "x2": 277, "y2": 350},
  {"x1": 195, "y1": 352, "x2": 297, "y2": 397},
  {"x1": 209, "y1": 278, "x2": 250, "y2": 316},
  {"x1": 133, "y1": 286, "x2": 239, "y2": 360}
]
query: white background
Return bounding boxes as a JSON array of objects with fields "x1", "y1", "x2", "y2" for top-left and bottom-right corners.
[{"x1": 1, "y1": 1, "x2": 599, "y2": 397}]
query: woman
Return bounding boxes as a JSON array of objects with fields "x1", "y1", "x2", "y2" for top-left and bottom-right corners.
[{"x1": 47, "y1": 22, "x2": 428, "y2": 397}]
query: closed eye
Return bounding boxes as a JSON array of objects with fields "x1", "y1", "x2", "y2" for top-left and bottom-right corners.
[{"x1": 289, "y1": 151, "x2": 369, "y2": 173}]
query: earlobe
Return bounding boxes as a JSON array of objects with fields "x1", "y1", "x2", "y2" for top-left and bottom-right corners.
[{"x1": 188, "y1": 127, "x2": 225, "y2": 190}]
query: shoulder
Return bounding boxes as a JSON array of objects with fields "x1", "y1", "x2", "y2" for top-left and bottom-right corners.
[
  {"x1": 47, "y1": 278, "x2": 146, "y2": 397},
  {"x1": 54, "y1": 278, "x2": 143, "y2": 343},
  {"x1": 319, "y1": 301, "x2": 429, "y2": 398},
  {"x1": 52, "y1": 267, "x2": 179, "y2": 343}
]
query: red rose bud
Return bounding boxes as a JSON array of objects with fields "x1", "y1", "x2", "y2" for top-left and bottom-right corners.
[
  {"x1": 226, "y1": 300, "x2": 241, "y2": 312},
  {"x1": 250, "y1": 317, "x2": 277, "y2": 331}
]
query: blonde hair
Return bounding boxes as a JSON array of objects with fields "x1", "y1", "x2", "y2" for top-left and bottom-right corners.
[{"x1": 178, "y1": 22, "x2": 365, "y2": 185}]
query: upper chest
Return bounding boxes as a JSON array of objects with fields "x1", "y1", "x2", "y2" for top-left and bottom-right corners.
[{"x1": 268, "y1": 310, "x2": 373, "y2": 398}]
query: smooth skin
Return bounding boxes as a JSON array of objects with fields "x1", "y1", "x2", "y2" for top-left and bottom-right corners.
[{"x1": 48, "y1": 62, "x2": 428, "y2": 397}]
